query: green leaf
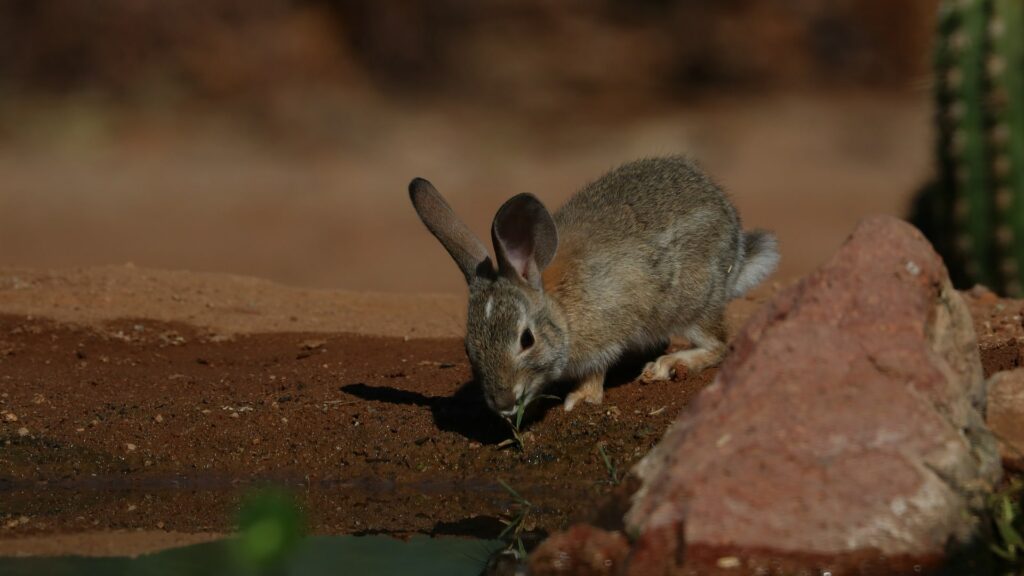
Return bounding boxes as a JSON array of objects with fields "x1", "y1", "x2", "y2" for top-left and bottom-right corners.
[
  {"x1": 232, "y1": 488, "x2": 305, "y2": 569},
  {"x1": 993, "y1": 495, "x2": 1024, "y2": 549},
  {"x1": 514, "y1": 395, "x2": 526, "y2": 430},
  {"x1": 990, "y1": 543, "x2": 1017, "y2": 561}
]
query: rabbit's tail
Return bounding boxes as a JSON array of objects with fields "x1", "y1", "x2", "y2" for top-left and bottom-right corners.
[{"x1": 731, "y1": 230, "x2": 780, "y2": 298}]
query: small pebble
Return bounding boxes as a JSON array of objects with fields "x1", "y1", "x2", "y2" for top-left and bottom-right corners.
[
  {"x1": 154, "y1": 414, "x2": 164, "y2": 423},
  {"x1": 126, "y1": 443, "x2": 137, "y2": 451},
  {"x1": 16, "y1": 427, "x2": 28, "y2": 437},
  {"x1": 4, "y1": 413, "x2": 17, "y2": 422},
  {"x1": 299, "y1": 339, "x2": 326, "y2": 351},
  {"x1": 717, "y1": 557, "x2": 741, "y2": 569}
]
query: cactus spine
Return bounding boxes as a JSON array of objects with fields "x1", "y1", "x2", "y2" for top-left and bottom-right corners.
[{"x1": 916, "y1": 0, "x2": 1024, "y2": 295}]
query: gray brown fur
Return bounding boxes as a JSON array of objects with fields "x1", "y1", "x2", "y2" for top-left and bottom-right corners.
[{"x1": 408, "y1": 156, "x2": 779, "y2": 416}]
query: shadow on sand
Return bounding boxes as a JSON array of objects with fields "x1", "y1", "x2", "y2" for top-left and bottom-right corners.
[{"x1": 340, "y1": 341, "x2": 666, "y2": 445}]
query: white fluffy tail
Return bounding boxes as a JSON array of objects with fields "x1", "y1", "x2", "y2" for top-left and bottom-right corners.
[{"x1": 731, "y1": 230, "x2": 779, "y2": 298}]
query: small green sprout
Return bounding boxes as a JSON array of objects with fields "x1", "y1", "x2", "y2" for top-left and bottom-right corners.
[
  {"x1": 497, "y1": 395, "x2": 529, "y2": 451},
  {"x1": 497, "y1": 479, "x2": 534, "y2": 556},
  {"x1": 990, "y1": 479, "x2": 1024, "y2": 564},
  {"x1": 498, "y1": 478, "x2": 531, "y2": 508},
  {"x1": 598, "y1": 443, "x2": 620, "y2": 485},
  {"x1": 497, "y1": 394, "x2": 559, "y2": 451}
]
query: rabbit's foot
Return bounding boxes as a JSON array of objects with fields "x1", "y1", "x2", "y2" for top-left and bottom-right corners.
[
  {"x1": 642, "y1": 323, "x2": 726, "y2": 382},
  {"x1": 641, "y1": 348, "x2": 722, "y2": 382},
  {"x1": 564, "y1": 373, "x2": 605, "y2": 411}
]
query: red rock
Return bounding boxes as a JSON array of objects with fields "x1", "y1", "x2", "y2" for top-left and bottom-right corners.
[
  {"x1": 987, "y1": 369, "x2": 1024, "y2": 471},
  {"x1": 528, "y1": 524, "x2": 629, "y2": 576},
  {"x1": 621, "y1": 216, "x2": 1002, "y2": 574}
]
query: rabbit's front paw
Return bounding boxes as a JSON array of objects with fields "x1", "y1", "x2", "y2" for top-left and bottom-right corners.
[{"x1": 564, "y1": 373, "x2": 605, "y2": 411}]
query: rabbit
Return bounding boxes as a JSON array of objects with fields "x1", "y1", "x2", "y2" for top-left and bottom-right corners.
[{"x1": 408, "y1": 156, "x2": 779, "y2": 417}]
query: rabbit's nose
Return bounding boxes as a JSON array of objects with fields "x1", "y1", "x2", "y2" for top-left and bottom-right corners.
[{"x1": 492, "y1": 390, "x2": 517, "y2": 415}]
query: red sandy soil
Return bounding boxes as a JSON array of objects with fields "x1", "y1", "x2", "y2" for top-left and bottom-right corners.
[{"x1": 0, "y1": 267, "x2": 1019, "y2": 557}]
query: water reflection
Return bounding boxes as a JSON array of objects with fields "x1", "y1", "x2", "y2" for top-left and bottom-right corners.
[{"x1": 0, "y1": 534, "x2": 507, "y2": 576}]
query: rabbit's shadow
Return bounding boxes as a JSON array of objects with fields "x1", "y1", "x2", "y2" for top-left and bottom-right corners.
[
  {"x1": 340, "y1": 380, "x2": 512, "y2": 444},
  {"x1": 340, "y1": 343, "x2": 665, "y2": 445}
]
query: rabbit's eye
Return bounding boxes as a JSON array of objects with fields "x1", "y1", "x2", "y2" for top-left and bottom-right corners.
[{"x1": 520, "y1": 328, "x2": 535, "y2": 350}]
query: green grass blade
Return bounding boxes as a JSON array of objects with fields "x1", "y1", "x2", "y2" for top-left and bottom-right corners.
[{"x1": 498, "y1": 479, "x2": 531, "y2": 507}]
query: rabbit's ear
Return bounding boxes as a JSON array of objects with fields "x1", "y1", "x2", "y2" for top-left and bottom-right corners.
[
  {"x1": 409, "y1": 178, "x2": 494, "y2": 284},
  {"x1": 491, "y1": 193, "x2": 558, "y2": 289}
]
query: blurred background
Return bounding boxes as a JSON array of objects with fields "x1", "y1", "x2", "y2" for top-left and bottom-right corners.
[{"x1": 0, "y1": 0, "x2": 940, "y2": 293}]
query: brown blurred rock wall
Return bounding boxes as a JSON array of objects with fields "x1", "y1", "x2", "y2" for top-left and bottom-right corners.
[{"x1": 0, "y1": 0, "x2": 938, "y2": 111}]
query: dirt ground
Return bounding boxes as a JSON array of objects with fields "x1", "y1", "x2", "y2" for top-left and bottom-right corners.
[{"x1": 0, "y1": 267, "x2": 1020, "y2": 557}]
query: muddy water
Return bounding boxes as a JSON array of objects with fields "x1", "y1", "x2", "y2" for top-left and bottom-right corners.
[{"x1": 0, "y1": 534, "x2": 505, "y2": 576}]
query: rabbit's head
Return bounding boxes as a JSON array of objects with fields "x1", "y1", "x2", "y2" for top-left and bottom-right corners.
[{"x1": 409, "y1": 178, "x2": 568, "y2": 416}]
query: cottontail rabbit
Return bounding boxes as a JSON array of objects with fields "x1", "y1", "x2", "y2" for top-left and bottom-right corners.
[{"x1": 409, "y1": 156, "x2": 778, "y2": 416}]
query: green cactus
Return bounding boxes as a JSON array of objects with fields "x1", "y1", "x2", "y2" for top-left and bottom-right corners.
[{"x1": 913, "y1": 0, "x2": 1024, "y2": 296}]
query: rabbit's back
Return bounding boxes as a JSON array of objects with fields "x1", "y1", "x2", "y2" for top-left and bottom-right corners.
[
  {"x1": 544, "y1": 157, "x2": 742, "y2": 375},
  {"x1": 557, "y1": 157, "x2": 730, "y2": 230}
]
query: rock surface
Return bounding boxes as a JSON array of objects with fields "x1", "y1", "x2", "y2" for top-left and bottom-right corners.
[
  {"x1": 528, "y1": 525, "x2": 630, "y2": 576},
  {"x1": 987, "y1": 369, "x2": 1024, "y2": 471},
  {"x1": 533, "y1": 216, "x2": 1003, "y2": 575}
]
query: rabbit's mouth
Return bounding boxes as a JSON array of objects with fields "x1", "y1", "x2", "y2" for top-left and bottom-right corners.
[{"x1": 499, "y1": 386, "x2": 533, "y2": 419}]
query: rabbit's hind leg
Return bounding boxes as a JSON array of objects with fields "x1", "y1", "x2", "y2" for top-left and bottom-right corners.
[
  {"x1": 641, "y1": 318, "x2": 726, "y2": 382},
  {"x1": 564, "y1": 371, "x2": 605, "y2": 411}
]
